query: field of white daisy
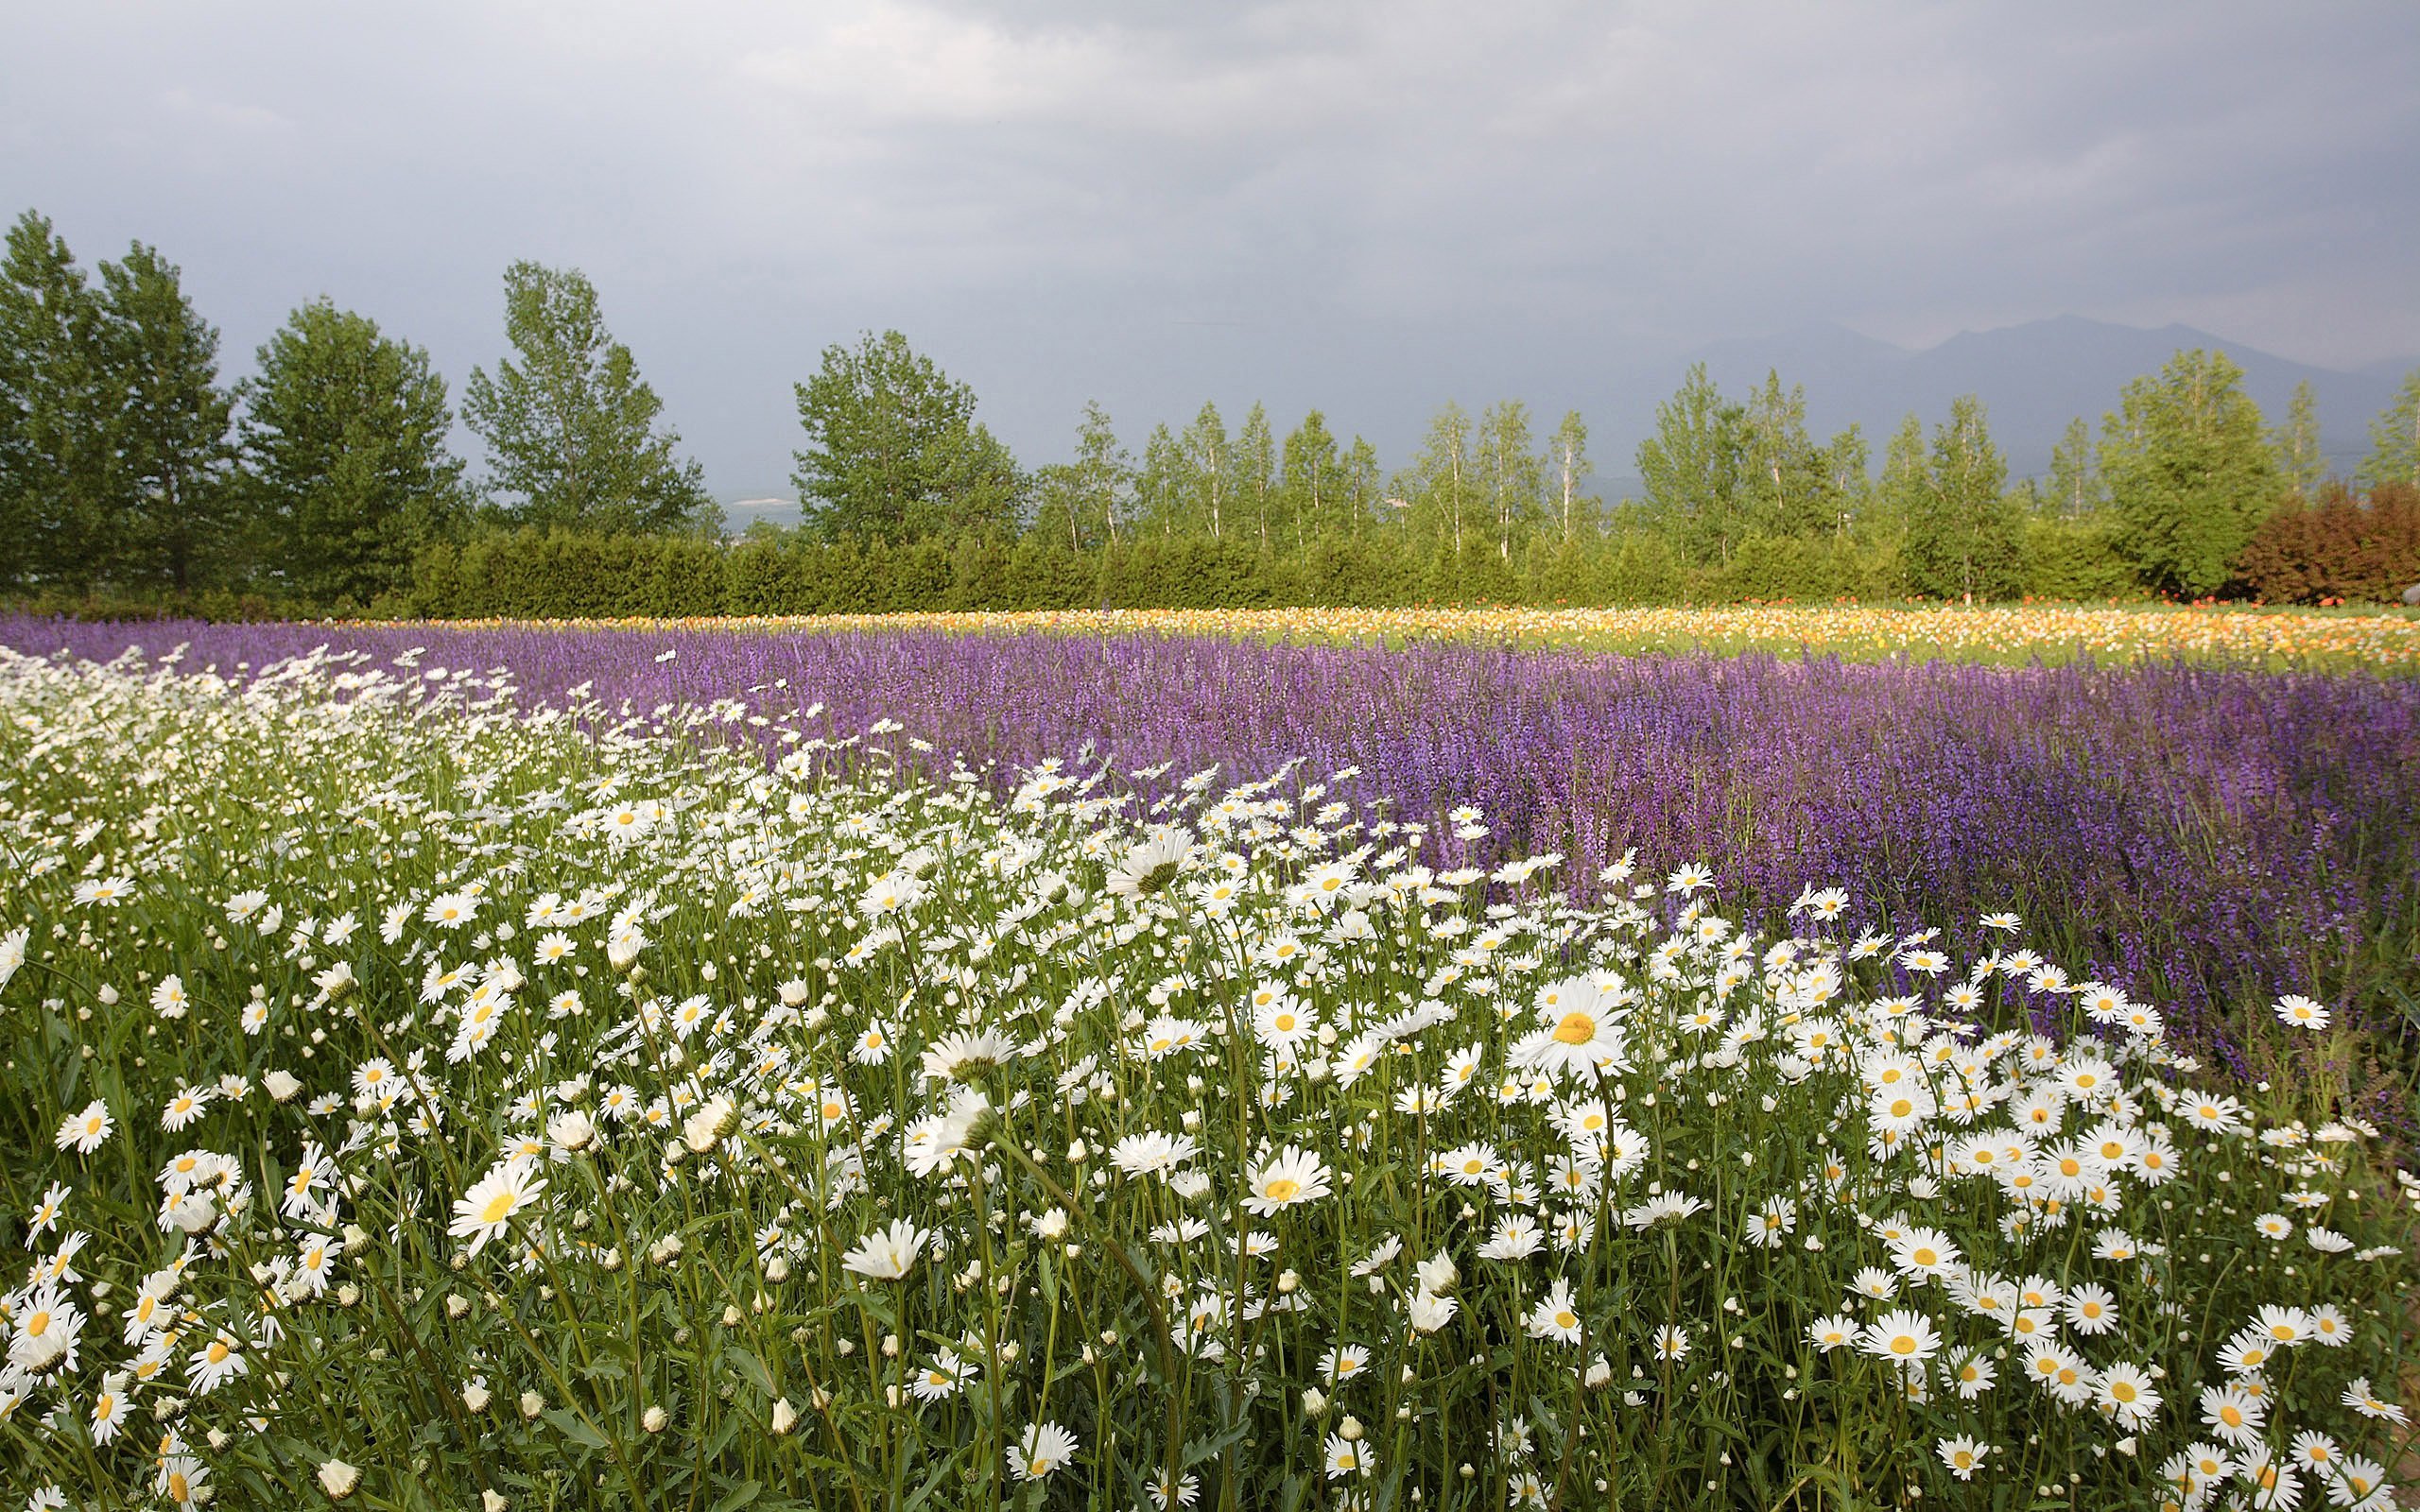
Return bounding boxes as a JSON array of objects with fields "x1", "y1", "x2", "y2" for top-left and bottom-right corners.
[{"x1": 0, "y1": 641, "x2": 2412, "y2": 1512}]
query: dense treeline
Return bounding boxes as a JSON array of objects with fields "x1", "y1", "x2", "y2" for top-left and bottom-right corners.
[{"x1": 6, "y1": 206, "x2": 2419, "y2": 619}]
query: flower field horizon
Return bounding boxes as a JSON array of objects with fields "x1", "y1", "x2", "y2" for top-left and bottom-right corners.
[
  {"x1": 1, "y1": 639, "x2": 2416, "y2": 1510},
  {"x1": 316, "y1": 602, "x2": 2420, "y2": 671}
]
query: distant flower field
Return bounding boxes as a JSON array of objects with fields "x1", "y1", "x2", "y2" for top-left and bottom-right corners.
[
  {"x1": 365, "y1": 603, "x2": 2420, "y2": 671},
  {"x1": 1, "y1": 641, "x2": 2414, "y2": 1510}
]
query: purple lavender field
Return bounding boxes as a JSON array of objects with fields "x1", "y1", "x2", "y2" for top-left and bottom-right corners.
[{"x1": 9, "y1": 614, "x2": 2416, "y2": 1086}]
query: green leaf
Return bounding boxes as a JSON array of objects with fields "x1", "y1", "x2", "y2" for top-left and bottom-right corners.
[{"x1": 706, "y1": 1479, "x2": 763, "y2": 1512}]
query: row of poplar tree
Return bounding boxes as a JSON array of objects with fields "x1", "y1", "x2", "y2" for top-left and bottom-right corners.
[{"x1": 6, "y1": 205, "x2": 2419, "y2": 612}]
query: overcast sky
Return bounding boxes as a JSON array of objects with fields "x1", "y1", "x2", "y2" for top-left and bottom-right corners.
[{"x1": 6, "y1": 1, "x2": 2416, "y2": 500}]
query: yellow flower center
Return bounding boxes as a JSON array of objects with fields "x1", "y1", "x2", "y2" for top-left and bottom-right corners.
[
  {"x1": 481, "y1": 1191, "x2": 518, "y2": 1224},
  {"x1": 1262, "y1": 1178, "x2": 1302, "y2": 1203},
  {"x1": 1552, "y1": 1012, "x2": 1597, "y2": 1045}
]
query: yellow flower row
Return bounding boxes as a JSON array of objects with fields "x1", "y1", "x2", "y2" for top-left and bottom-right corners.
[{"x1": 374, "y1": 603, "x2": 2420, "y2": 669}]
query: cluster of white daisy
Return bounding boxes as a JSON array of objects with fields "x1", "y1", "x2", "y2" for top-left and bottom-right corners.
[{"x1": 0, "y1": 641, "x2": 2410, "y2": 1512}]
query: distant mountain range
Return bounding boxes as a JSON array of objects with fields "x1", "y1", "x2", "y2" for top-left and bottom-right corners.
[{"x1": 1675, "y1": 315, "x2": 2407, "y2": 485}]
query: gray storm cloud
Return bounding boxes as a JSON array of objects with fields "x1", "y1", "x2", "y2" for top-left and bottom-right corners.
[{"x1": 4, "y1": 1, "x2": 2414, "y2": 500}]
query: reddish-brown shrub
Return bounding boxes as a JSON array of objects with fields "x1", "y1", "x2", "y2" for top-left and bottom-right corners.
[{"x1": 2235, "y1": 482, "x2": 2420, "y2": 603}]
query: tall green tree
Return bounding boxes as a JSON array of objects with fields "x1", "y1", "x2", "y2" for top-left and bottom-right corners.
[
  {"x1": 2046, "y1": 417, "x2": 2103, "y2": 518},
  {"x1": 1341, "y1": 436, "x2": 1382, "y2": 543},
  {"x1": 467, "y1": 262, "x2": 716, "y2": 537},
  {"x1": 1179, "y1": 403, "x2": 1230, "y2": 540},
  {"x1": 1134, "y1": 422, "x2": 1186, "y2": 538},
  {"x1": 1635, "y1": 364, "x2": 1747, "y2": 566},
  {"x1": 2273, "y1": 379, "x2": 2325, "y2": 496},
  {"x1": 1739, "y1": 371, "x2": 1831, "y2": 538},
  {"x1": 237, "y1": 298, "x2": 470, "y2": 605},
  {"x1": 1280, "y1": 410, "x2": 1344, "y2": 551},
  {"x1": 1822, "y1": 424, "x2": 1870, "y2": 536},
  {"x1": 97, "y1": 242, "x2": 237, "y2": 593},
  {"x1": 791, "y1": 329, "x2": 1018, "y2": 545},
  {"x1": 2100, "y1": 349, "x2": 2277, "y2": 596},
  {"x1": 1904, "y1": 396, "x2": 2020, "y2": 601},
  {"x1": 1873, "y1": 412, "x2": 1928, "y2": 542},
  {"x1": 2361, "y1": 368, "x2": 2420, "y2": 490},
  {"x1": 1404, "y1": 402, "x2": 1476, "y2": 555},
  {"x1": 1030, "y1": 401, "x2": 1130, "y2": 551},
  {"x1": 1476, "y1": 400, "x2": 1543, "y2": 561},
  {"x1": 1236, "y1": 402, "x2": 1277, "y2": 548},
  {"x1": 0, "y1": 211, "x2": 120, "y2": 589},
  {"x1": 1547, "y1": 410, "x2": 1596, "y2": 541}
]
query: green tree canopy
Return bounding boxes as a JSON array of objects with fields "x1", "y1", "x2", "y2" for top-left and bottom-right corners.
[
  {"x1": 1903, "y1": 396, "x2": 2020, "y2": 601},
  {"x1": 0, "y1": 210, "x2": 121, "y2": 590},
  {"x1": 1475, "y1": 400, "x2": 1544, "y2": 562},
  {"x1": 791, "y1": 329, "x2": 1022, "y2": 544},
  {"x1": 1739, "y1": 371, "x2": 1833, "y2": 539},
  {"x1": 1402, "y1": 401, "x2": 1476, "y2": 556},
  {"x1": 1029, "y1": 401, "x2": 1130, "y2": 552},
  {"x1": 2100, "y1": 349, "x2": 2277, "y2": 596},
  {"x1": 1635, "y1": 364, "x2": 1747, "y2": 566},
  {"x1": 1280, "y1": 410, "x2": 1345, "y2": 551},
  {"x1": 2046, "y1": 416, "x2": 2104, "y2": 519},
  {"x1": 2273, "y1": 379, "x2": 2325, "y2": 496},
  {"x1": 1546, "y1": 410, "x2": 1597, "y2": 541},
  {"x1": 1822, "y1": 423, "x2": 1870, "y2": 537},
  {"x1": 2361, "y1": 368, "x2": 2420, "y2": 490},
  {"x1": 97, "y1": 242, "x2": 237, "y2": 593},
  {"x1": 1177, "y1": 402, "x2": 1230, "y2": 541},
  {"x1": 465, "y1": 262, "x2": 716, "y2": 537},
  {"x1": 238, "y1": 298, "x2": 471, "y2": 605}
]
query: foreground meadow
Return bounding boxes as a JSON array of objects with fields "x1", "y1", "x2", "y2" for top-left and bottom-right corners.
[{"x1": 1, "y1": 642, "x2": 2414, "y2": 1510}]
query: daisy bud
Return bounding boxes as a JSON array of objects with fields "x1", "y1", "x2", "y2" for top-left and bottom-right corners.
[
  {"x1": 463, "y1": 1382, "x2": 492, "y2": 1412},
  {"x1": 97, "y1": 983, "x2": 119, "y2": 1005},
  {"x1": 770, "y1": 1398, "x2": 798, "y2": 1435},
  {"x1": 445, "y1": 1294, "x2": 469, "y2": 1319},
  {"x1": 317, "y1": 1460, "x2": 361, "y2": 1501},
  {"x1": 1302, "y1": 1387, "x2": 1328, "y2": 1418},
  {"x1": 642, "y1": 1404, "x2": 668, "y2": 1434},
  {"x1": 265, "y1": 1070, "x2": 302, "y2": 1103},
  {"x1": 765, "y1": 1256, "x2": 790, "y2": 1283},
  {"x1": 165, "y1": 1193, "x2": 216, "y2": 1233},
  {"x1": 519, "y1": 1390, "x2": 544, "y2": 1420},
  {"x1": 1339, "y1": 1415, "x2": 1364, "y2": 1443},
  {"x1": 547, "y1": 1110, "x2": 596, "y2": 1154},
  {"x1": 683, "y1": 1097, "x2": 736, "y2": 1153},
  {"x1": 483, "y1": 1493, "x2": 508, "y2": 1512}
]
